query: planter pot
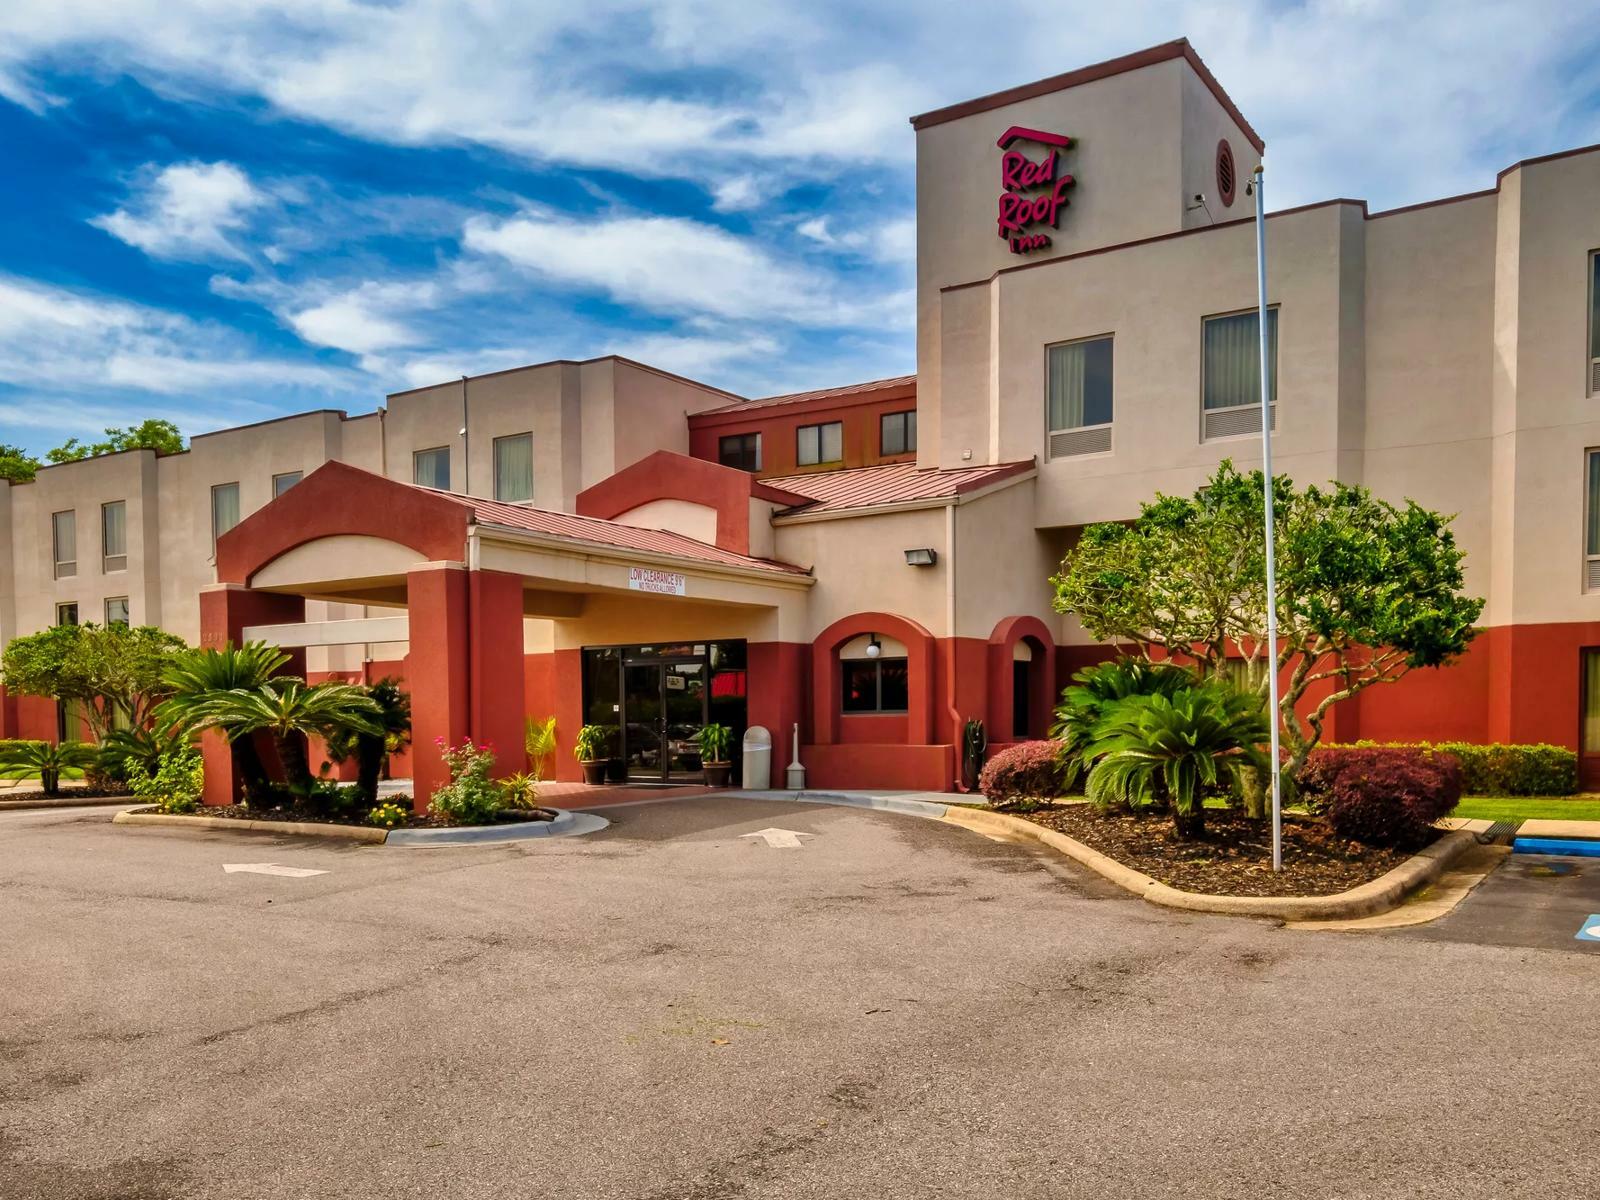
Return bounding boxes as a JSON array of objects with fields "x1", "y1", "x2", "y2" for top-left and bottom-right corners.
[
  {"x1": 580, "y1": 760, "x2": 608, "y2": 786},
  {"x1": 703, "y1": 762, "x2": 732, "y2": 788}
]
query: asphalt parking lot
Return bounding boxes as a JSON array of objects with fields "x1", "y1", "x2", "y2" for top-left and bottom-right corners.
[{"x1": 2, "y1": 796, "x2": 1596, "y2": 1199}]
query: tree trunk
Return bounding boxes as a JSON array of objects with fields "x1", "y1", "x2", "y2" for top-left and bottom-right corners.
[
  {"x1": 1172, "y1": 798, "x2": 1206, "y2": 839},
  {"x1": 356, "y1": 734, "x2": 384, "y2": 805},
  {"x1": 275, "y1": 732, "x2": 313, "y2": 797},
  {"x1": 232, "y1": 735, "x2": 270, "y2": 804},
  {"x1": 41, "y1": 767, "x2": 59, "y2": 796},
  {"x1": 1239, "y1": 764, "x2": 1266, "y2": 819}
]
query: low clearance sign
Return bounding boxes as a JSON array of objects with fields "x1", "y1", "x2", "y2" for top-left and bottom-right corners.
[{"x1": 995, "y1": 126, "x2": 1075, "y2": 255}]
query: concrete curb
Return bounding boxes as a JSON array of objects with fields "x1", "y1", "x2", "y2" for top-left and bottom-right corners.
[
  {"x1": 1, "y1": 795, "x2": 136, "y2": 812},
  {"x1": 113, "y1": 809, "x2": 389, "y2": 842},
  {"x1": 939, "y1": 805, "x2": 1480, "y2": 921},
  {"x1": 111, "y1": 806, "x2": 609, "y2": 846},
  {"x1": 386, "y1": 809, "x2": 609, "y2": 845}
]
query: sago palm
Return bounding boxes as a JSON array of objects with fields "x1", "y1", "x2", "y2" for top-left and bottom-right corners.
[
  {"x1": 155, "y1": 641, "x2": 291, "y2": 800},
  {"x1": 183, "y1": 679, "x2": 381, "y2": 797},
  {"x1": 1051, "y1": 658, "x2": 1198, "y2": 788},
  {"x1": 524, "y1": 715, "x2": 558, "y2": 782},
  {"x1": 0, "y1": 739, "x2": 99, "y2": 796},
  {"x1": 1084, "y1": 683, "x2": 1269, "y2": 839},
  {"x1": 325, "y1": 677, "x2": 412, "y2": 803}
]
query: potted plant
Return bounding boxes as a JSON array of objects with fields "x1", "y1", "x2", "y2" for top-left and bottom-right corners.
[
  {"x1": 695, "y1": 723, "x2": 734, "y2": 787},
  {"x1": 575, "y1": 724, "x2": 610, "y2": 785}
]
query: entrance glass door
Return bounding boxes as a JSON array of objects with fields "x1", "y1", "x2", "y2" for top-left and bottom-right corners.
[{"x1": 622, "y1": 658, "x2": 708, "y2": 781}]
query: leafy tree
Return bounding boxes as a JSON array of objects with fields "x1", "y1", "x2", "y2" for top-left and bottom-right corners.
[
  {"x1": 1052, "y1": 461, "x2": 1484, "y2": 785},
  {"x1": 0, "y1": 623, "x2": 186, "y2": 741},
  {"x1": 0, "y1": 442, "x2": 40, "y2": 483},
  {"x1": 181, "y1": 679, "x2": 381, "y2": 797},
  {"x1": 325, "y1": 677, "x2": 412, "y2": 803},
  {"x1": 155, "y1": 642, "x2": 293, "y2": 801},
  {"x1": 1084, "y1": 682, "x2": 1270, "y2": 838},
  {"x1": 46, "y1": 419, "x2": 185, "y2": 464}
]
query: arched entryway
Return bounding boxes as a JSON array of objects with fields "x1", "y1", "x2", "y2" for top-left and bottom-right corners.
[{"x1": 987, "y1": 616, "x2": 1056, "y2": 743}]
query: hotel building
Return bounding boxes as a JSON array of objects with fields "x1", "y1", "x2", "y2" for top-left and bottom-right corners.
[{"x1": 5, "y1": 38, "x2": 1600, "y2": 800}]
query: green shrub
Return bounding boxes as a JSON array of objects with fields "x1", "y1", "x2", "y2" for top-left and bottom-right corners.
[
  {"x1": 1325, "y1": 741, "x2": 1576, "y2": 796},
  {"x1": 127, "y1": 745, "x2": 204, "y2": 814},
  {"x1": 979, "y1": 740, "x2": 1069, "y2": 811},
  {"x1": 0, "y1": 739, "x2": 98, "y2": 795},
  {"x1": 500, "y1": 772, "x2": 539, "y2": 810},
  {"x1": 429, "y1": 738, "x2": 502, "y2": 825},
  {"x1": 694, "y1": 723, "x2": 733, "y2": 764},
  {"x1": 1051, "y1": 658, "x2": 1198, "y2": 790}
]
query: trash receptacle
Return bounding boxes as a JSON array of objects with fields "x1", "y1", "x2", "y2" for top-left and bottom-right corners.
[{"x1": 742, "y1": 725, "x2": 773, "y2": 791}]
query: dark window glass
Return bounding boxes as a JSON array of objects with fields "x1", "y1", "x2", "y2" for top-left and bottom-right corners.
[
  {"x1": 1591, "y1": 253, "x2": 1600, "y2": 361},
  {"x1": 881, "y1": 410, "x2": 917, "y2": 455},
  {"x1": 718, "y1": 433, "x2": 761, "y2": 472},
  {"x1": 841, "y1": 657, "x2": 909, "y2": 713}
]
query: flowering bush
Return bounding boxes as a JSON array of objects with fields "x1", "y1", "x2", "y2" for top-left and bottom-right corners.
[
  {"x1": 979, "y1": 740, "x2": 1069, "y2": 811},
  {"x1": 127, "y1": 745, "x2": 204, "y2": 814},
  {"x1": 1297, "y1": 746, "x2": 1462, "y2": 849},
  {"x1": 368, "y1": 801, "x2": 409, "y2": 830},
  {"x1": 428, "y1": 738, "x2": 502, "y2": 825}
]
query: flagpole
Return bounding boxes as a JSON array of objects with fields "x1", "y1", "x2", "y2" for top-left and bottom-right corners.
[{"x1": 1252, "y1": 163, "x2": 1284, "y2": 873}]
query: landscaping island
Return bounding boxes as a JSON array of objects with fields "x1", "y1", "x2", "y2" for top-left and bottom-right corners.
[{"x1": 126, "y1": 800, "x2": 558, "y2": 831}]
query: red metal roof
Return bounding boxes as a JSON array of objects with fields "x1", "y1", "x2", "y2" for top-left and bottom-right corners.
[
  {"x1": 694, "y1": 374, "x2": 916, "y2": 417},
  {"x1": 436, "y1": 492, "x2": 812, "y2": 576},
  {"x1": 764, "y1": 460, "x2": 1034, "y2": 514}
]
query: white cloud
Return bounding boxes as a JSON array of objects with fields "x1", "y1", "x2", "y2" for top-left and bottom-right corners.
[
  {"x1": 91, "y1": 161, "x2": 267, "y2": 261},
  {"x1": 463, "y1": 208, "x2": 876, "y2": 325},
  {"x1": 286, "y1": 284, "x2": 428, "y2": 356}
]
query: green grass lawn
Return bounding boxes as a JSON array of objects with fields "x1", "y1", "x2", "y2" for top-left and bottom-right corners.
[{"x1": 1453, "y1": 795, "x2": 1600, "y2": 823}]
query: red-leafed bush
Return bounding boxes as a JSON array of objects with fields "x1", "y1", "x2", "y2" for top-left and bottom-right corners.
[
  {"x1": 1297, "y1": 746, "x2": 1462, "y2": 849},
  {"x1": 979, "y1": 741, "x2": 1069, "y2": 811}
]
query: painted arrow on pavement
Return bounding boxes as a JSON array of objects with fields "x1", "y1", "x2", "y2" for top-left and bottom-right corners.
[
  {"x1": 740, "y1": 828, "x2": 813, "y2": 849},
  {"x1": 222, "y1": 863, "x2": 328, "y2": 878}
]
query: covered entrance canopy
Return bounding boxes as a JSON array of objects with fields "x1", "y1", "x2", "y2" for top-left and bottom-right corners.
[{"x1": 204, "y1": 461, "x2": 813, "y2": 807}]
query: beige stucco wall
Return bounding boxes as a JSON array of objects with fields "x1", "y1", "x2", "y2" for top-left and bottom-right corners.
[
  {"x1": 773, "y1": 506, "x2": 949, "y2": 636},
  {"x1": 610, "y1": 498, "x2": 720, "y2": 545}
]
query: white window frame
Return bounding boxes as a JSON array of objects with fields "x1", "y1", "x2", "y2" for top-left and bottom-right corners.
[
  {"x1": 1588, "y1": 250, "x2": 1600, "y2": 397},
  {"x1": 492, "y1": 432, "x2": 534, "y2": 503},
  {"x1": 211, "y1": 482, "x2": 241, "y2": 547},
  {"x1": 880, "y1": 410, "x2": 917, "y2": 457},
  {"x1": 1201, "y1": 305, "x2": 1279, "y2": 441},
  {"x1": 51, "y1": 509, "x2": 76, "y2": 579},
  {"x1": 1586, "y1": 448, "x2": 1600, "y2": 592},
  {"x1": 413, "y1": 446, "x2": 451, "y2": 491},
  {"x1": 55, "y1": 601, "x2": 79, "y2": 627},
  {"x1": 101, "y1": 500, "x2": 127, "y2": 573},
  {"x1": 272, "y1": 471, "x2": 302, "y2": 498},
  {"x1": 1045, "y1": 334, "x2": 1115, "y2": 459},
  {"x1": 105, "y1": 596, "x2": 130, "y2": 627}
]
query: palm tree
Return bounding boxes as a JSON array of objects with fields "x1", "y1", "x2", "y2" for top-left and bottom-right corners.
[
  {"x1": 155, "y1": 642, "x2": 291, "y2": 800},
  {"x1": 1051, "y1": 658, "x2": 1198, "y2": 788},
  {"x1": 325, "y1": 678, "x2": 412, "y2": 803},
  {"x1": 0, "y1": 740, "x2": 99, "y2": 796},
  {"x1": 99, "y1": 723, "x2": 193, "y2": 782},
  {"x1": 524, "y1": 715, "x2": 557, "y2": 782},
  {"x1": 1084, "y1": 682, "x2": 1269, "y2": 838},
  {"x1": 182, "y1": 679, "x2": 382, "y2": 798}
]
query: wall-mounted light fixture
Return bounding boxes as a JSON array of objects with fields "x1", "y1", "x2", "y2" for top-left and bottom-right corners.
[
  {"x1": 904, "y1": 548, "x2": 938, "y2": 567},
  {"x1": 866, "y1": 634, "x2": 882, "y2": 659}
]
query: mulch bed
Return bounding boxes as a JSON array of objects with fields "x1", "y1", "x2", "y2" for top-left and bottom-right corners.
[
  {"x1": 134, "y1": 804, "x2": 553, "y2": 830},
  {"x1": 1015, "y1": 803, "x2": 1430, "y2": 897}
]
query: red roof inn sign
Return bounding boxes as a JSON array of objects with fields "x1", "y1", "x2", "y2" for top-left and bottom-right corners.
[{"x1": 995, "y1": 126, "x2": 1075, "y2": 254}]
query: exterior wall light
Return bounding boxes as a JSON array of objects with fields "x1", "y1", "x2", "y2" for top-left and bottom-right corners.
[
  {"x1": 866, "y1": 634, "x2": 882, "y2": 659},
  {"x1": 904, "y1": 548, "x2": 938, "y2": 567}
]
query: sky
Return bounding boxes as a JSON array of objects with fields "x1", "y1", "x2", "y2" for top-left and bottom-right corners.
[{"x1": 2, "y1": 0, "x2": 1599, "y2": 455}]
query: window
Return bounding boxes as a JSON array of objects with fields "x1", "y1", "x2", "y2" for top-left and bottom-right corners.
[
  {"x1": 1584, "y1": 650, "x2": 1600, "y2": 754},
  {"x1": 51, "y1": 510, "x2": 76, "y2": 579},
  {"x1": 1047, "y1": 335, "x2": 1114, "y2": 457},
  {"x1": 797, "y1": 421, "x2": 843, "y2": 467},
  {"x1": 881, "y1": 411, "x2": 917, "y2": 456},
  {"x1": 105, "y1": 596, "x2": 130, "y2": 627},
  {"x1": 718, "y1": 433, "x2": 762, "y2": 472},
  {"x1": 414, "y1": 446, "x2": 450, "y2": 490},
  {"x1": 841, "y1": 658, "x2": 909, "y2": 713},
  {"x1": 1587, "y1": 450, "x2": 1600, "y2": 590},
  {"x1": 1202, "y1": 308, "x2": 1278, "y2": 439},
  {"x1": 1590, "y1": 252, "x2": 1600, "y2": 396},
  {"x1": 493, "y1": 432, "x2": 534, "y2": 502},
  {"x1": 101, "y1": 500, "x2": 127, "y2": 572},
  {"x1": 273, "y1": 471, "x2": 302, "y2": 498},
  {"x1": 211, "y1": 482, "x2": 240, "y2": 546},
  {"x1": 55, "y1": 602, "x2": 78, "y2": 626}
]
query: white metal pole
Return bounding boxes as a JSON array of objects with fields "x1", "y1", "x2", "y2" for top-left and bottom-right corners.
[{"x1": 1252, "y1": 164, "x2": 1284, "y2": 872}]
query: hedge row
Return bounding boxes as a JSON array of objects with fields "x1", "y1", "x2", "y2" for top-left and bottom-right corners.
[
  {"x1": 1324, "y1": 741, "x2": 1577, "y2": 796},
  {"x1": 1298, "y1": 746, "x2": 1463, "y2": 849}
]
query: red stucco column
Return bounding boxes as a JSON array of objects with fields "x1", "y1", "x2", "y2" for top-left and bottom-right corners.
[
  {"x1": 748, "y1": 640, "x2": 808, "y2": 753},
  {"x1": 469, "y1": 569, "x2": 528, "y2": 778},
  {"x1": 197, "y1": 584, "x2": 306, "y2": 806},
  {"x1": 405, "y1": 563, "x2": 470, "y2": 810}
]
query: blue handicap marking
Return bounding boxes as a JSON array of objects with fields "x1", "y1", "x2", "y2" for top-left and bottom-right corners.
[{"x1": 1576, "y1": 915, "x2": 1600, "y2": 943}]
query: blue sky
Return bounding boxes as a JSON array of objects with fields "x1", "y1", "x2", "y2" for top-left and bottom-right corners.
[{"x1": 3, "y1": 0, "x2": 1599, "y2": 455}]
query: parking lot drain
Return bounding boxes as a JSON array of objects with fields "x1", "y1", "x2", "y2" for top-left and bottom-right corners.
[{"x1": 1480, "y1": 821, "x2": 1520, "y2": 844}]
